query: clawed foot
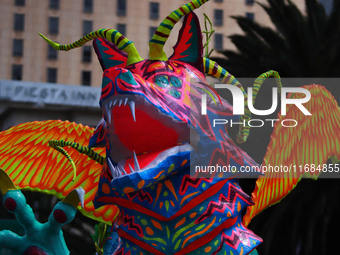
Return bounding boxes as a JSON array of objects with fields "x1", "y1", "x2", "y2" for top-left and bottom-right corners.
[{"x1": 0, "y1": 169, "x2": 84, "y2": 255}]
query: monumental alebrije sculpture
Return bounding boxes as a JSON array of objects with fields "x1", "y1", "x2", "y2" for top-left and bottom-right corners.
[{"x1": 1, "y1": 0, "x2": 340, "y2": 254}]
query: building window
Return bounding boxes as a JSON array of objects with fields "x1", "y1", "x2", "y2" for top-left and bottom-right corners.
[
  {"x1": 48, "y1": 44, "x2": 58, "y2": 59},
  {"x1": 149, "y1": 26, "x2": 157, "y2": 40},
  {"x1": 47, "y1": 68, "x2": 57, "y2": 83},
  {"x1": 13, "y1": 39, "x2": 24, "y2": 57},
  {"x1": 82, "y1": 71, "x2": 91, "y2": 86},
  {"x1": 50, "y1": 0, "x2": 60, "y2": 9},
  {"x1": 12, "y1": 65, "x2": 23, "y2": 80},
  {"x1": 117, "y1": 0, "x2": 126, "y2": 16},
  {"x1": 117, "y1": 23, "x2": 126, "y2": 35},
  {"x1": 214, "y1": 9, "x2": 223, "y2": 26},
  {"x1": 15, "y1": 0, "x2": 25, "y2": 6},
  {"x1": 49, "y1": 17, "x2": 59, "y2": 34},
  {"x1": 149, "y1": 2, "x2": 159, "y2": 20},
  {"x1": 245, "y1": 0, "x2": 254, "y2": 5},
  {"x1": 246, "y1": 12, "x2": 255, "y2": 21},
  {"x1": 82, "y1": 46, "x2": 92, "y2": 62},
  {"x1": 83, "y1": 20, "x2": 93, "y2": 36},
  {"x1": 84, "y1": 0, "x2": 93, "y2": 13},
  {"x1": 214, "y1": 33, "x2": 223, "y2": 50},
  {"x1": 14, "y1": 13, "x2": 25, "y2": 31}
]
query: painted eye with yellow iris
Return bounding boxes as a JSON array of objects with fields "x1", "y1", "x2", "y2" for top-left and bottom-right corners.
[{"x1": 154, "y1": 75, "x2": 183, "y2": 99}]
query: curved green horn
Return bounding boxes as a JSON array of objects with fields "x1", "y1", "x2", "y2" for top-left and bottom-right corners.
[
  {"x1": 149, "y1": 0, "x2": 210, "y2": 61},
  {"x1": 202, "y1": 58, "x2": 282, "y2": 144},
  {"x1": 39, "y1": 29, "x2": 143, "y2": 66},
  {"x1": 236, "y1": 70, "x2": 282, "y2": 143},
  {"x1": 203, "y1": 57, "x2": 248, "y2": 142}
]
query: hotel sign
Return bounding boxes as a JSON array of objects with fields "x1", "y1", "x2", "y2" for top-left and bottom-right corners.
[{"x1": 0, "y1": 80, "x2": 100, "y2": 108}]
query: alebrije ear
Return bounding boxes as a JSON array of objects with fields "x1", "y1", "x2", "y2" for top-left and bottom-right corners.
[
  {"x1": 93, "y1": 38, "x2": 127, "y2": 71},
  {"x1": 169, "y1": 12, "x2": 204, "y2": 73},
  {"x1": 148, "y1": 0, "x2": 209, "y2": 61}
]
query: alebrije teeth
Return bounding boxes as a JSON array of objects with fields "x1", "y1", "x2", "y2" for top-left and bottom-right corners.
[
  {"x1": 119, "y1": 99, "x2": 123, "y2": 107},
  {"x1": 105, "y1": 104, "x2": 112, "y2": 124},
  {"x1": 133, "y1": 151, "x2": 141, "y2": 172},
  {"x1": 128, "y1": 101, "x2": 136, "y2": 122},
  {"x1": 128, "y1": 164, "x2": 135, "y2": 173},
  {"x1": 119, "y1": 165, "x2": 128, "y2": 175},
  {"x1": 107, "y1": 158, "x2": 116, "y2": 178},
  {"x1": 124, "y1": 97, "x2": 128, "y2": 106},
  {"x1": 114, "y1": 166, "x2": 121, "y2": 178}
]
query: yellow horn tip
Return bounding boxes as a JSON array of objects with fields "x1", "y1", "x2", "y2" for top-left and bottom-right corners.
[
  {"x1": 38, "y1": 33, "x2": 60, "y2": 50},
  {"x1": 0, "y1": 168, "x2": 17, "y2": 196}
]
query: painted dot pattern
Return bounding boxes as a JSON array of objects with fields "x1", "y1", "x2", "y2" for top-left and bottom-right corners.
[
  {"x1": 4, "y1": 197, "x2": 17, "y2": 211},
  {"x1": 53, "y1": 209, "x2": 67, "y2": 224}
]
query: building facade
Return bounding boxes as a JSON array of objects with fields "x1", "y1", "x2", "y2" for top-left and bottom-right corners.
[
  {"x1": 0, "y1": 79, "x2": 101, "y2": 130},
  {"x1": 0, "y1": 0, "x2": 306, "y2": 88}
]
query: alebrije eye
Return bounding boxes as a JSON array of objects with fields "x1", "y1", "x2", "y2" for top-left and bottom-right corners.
[
  {"x1": 170, "y1": 76, "x2": 182, "y2": 88},
  {"x1": 155, "y1": 75, "x2": 169, "y2": 88},
  {"x1": 169, "y1": 89, "x2": 181, "y2": 99}
]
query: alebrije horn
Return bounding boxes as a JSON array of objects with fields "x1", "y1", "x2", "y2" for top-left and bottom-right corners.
[
  {"x1": 39, "y1": 29, "x2": 143, "y2": 66},
  {"x1": 236, "y1": 70, "x2": 282, "y2": 143},
  {"x1": 203, "y1": 58, "x2": 282, "y2": 143},
  {"x1": 148, "y1": 0, "x2": 210, "y2": 61}
]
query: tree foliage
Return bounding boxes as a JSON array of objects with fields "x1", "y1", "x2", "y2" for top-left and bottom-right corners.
[
  {"x1": 213, "y1": 1, "x2": 340, "y2": 254},
  {"x1": 213, "y1": 0, "x2": 340, "y2": 77}
]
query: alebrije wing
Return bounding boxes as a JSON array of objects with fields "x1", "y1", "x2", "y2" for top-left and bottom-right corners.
[
  {"x1": 0, "y1": 120, "x2": 118, "y2": 223},
  {"x1": 243, "y1": 84, "x2": 340, "y2": 226},
  {"x1": 93, "y1": 38, "x2": 127, "y2": 71},
  {"x1": 169, "y1": 12, "x2": 204, "y2": 73}
]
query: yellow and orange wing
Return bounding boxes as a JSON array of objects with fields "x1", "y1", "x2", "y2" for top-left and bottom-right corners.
[
  {"x1": 0, "y1": 120, "x2": 118, "y2": 223},
  {"x1": 243, "y1": 84, "x2": 340, "y2": 226}
]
